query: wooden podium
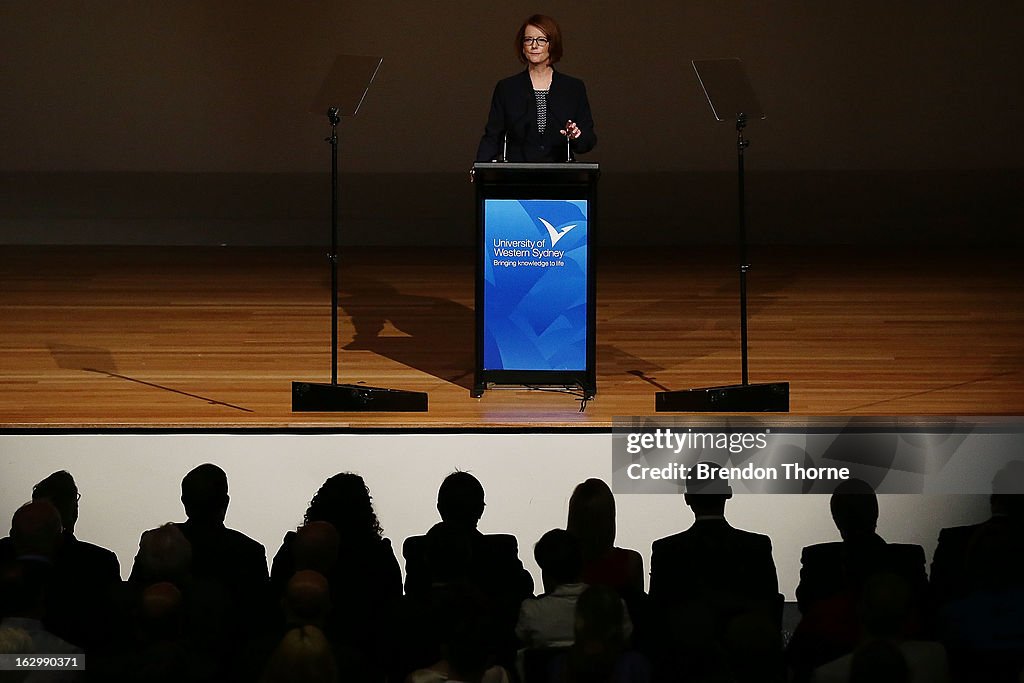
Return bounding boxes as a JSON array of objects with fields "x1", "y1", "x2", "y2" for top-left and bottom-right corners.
[{"x1": 471, "y1": 163, "x2": 600, "y2": 399}]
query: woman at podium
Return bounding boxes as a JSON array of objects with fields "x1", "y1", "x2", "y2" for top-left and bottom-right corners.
[{"x1": 476, "y1": 14, "x2": 596, "y2": 163}]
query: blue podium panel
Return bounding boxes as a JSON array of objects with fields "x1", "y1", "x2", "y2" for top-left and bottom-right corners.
[
  {"x1": 472, "y1": 162, "x2": 598, "y2": 398},
  {"x1": 483, "y1": 199, "x2": 588, "y2": 372}
]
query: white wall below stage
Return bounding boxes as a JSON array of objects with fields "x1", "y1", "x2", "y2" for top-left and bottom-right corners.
[{"x1": 0, "y1": 433, "x2": 990, "y2": 599}]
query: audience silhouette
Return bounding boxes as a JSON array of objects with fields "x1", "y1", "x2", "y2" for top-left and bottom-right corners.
[
  {"x1": 1, "y1": 471, "x2": 121, "y2": 655},
  {"x1": 0, "y1": 556, "x2": 84, "y2": 673},
  {"x1": 151, "y1": 465, "x2": 266, "y2": 615},
  {"x1": 259, "y1": 624, "x2": 339, "y2": 683},
  {"x1": 566, "y1": 478, "x2": 649, "y2": 650},
  {"x1": 402, "y1": 472, "x2": 533, "y2": 676},
  {"x1": 567, "y1": 479, "x2": 645, "y2": 598},
  {"x1": 548, "y1": 585, "x2": 650, "y2": 683},
  {"x1": 788, "y1": 478, "x2": 929, "y2": 680},
  {"x1": 932, "y1": 462, "x2": 1024, "y2": 682},
  {"x1": 404, "y1": 472, "x2": 533, "y2": 600},
  {"x1": 517, "y1": 528, "x2": 635, "y2": 683},
  {"x1": 2, "y1": 461, "x2": 1022, "y2": 682},
  {"x1": 125, "y1": 463, "x2": 268, "y2": 679},
  {"x1": 269, "y1": 473, "x2": 401, "y2": 682},
  {"x1": 809, "y1": 572, "x2": 950, "y2": 683},
  {"x1": 405, "y1": 587, "x2": 512, "y2": 683},
  {"x1": 649, "y1": 462, "x2": 781, "y2": 682},
  {"x1": 518, "y1": 529, "x2": 588, "y2": 651}
]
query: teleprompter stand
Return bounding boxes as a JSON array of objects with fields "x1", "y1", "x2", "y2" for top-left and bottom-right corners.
[
  {"x1": 656, "y1": 58, "x2": 789, "y2": 412},
  {"x1": 292, "y1": 54, "x2": 427, "y2": 412}
]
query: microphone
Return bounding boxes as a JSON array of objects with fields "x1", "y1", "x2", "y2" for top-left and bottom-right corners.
[
  {"x1": 502, "y1": 133, "x2": 508, "y2": 163},
  {"x1": 564, "y1": 120, "x2": 575, "y2": 162}
]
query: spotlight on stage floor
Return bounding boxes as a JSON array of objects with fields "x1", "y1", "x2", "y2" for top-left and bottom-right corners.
[
  {"x1": 655, "y1": 382, "x2": 789, "y2": 413},
  {"x1": 292, "y1": 382, "x2": 428, "y2": 413}
]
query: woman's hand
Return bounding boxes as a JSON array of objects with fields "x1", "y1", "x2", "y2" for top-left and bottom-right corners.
[{"x1": 560, "y1": 120, "x2": 582, "y2": 140}]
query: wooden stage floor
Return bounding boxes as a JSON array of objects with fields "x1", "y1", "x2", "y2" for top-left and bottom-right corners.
[{"x1": 1, "y1": 245, "x2": 1022, "y2": 429}]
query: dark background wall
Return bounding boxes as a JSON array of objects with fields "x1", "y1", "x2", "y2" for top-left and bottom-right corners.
[{"x1": 2, "y1": 1, "x2": 1021, "y2": 245}]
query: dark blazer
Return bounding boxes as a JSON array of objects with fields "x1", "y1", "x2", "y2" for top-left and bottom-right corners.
[
  {"x1": 402, "y1": 523, "x2": 534, "y2": 600},
  {"x1": 795, "y1": 535, "x2": 928, "y2": 613},
  {"x1": 176, "y1": 520, "x2": 268, "y2": 587},
  {"x1": 270, "y1": 530, "x2": 402, "y2": 674},
  {"x1": 401, "y1": 523, "x2": 534, "y2": 676},
  {"x1": 269, "y1": 530, "x2": 402, "y2": 602},
  {"x1": 128, "y1": 521, "x2": 268, "y2": 590},
  {"x1": 476, "y1": 70, "x2": 596, "y2": 163},
  {"x1": 649, "y1": 518, "x2": 779, "y2": 609},
  {"x1": 0, "y1": 531, "x2": 121, "y2": 649},
  {"x1": 931, "y1": 521, "x2": 986, "y2": 605},
  {"x1": 931, "y1": 515, "x2": 1024, "y2": 604}
]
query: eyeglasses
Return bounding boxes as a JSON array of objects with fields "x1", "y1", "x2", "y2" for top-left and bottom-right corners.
[{"x1": 522, "y1": 36, "x2": 549, "y2": 46}]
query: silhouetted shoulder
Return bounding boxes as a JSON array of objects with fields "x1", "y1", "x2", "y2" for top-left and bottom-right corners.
[
  {"x1": 800, "y1": 541, "x2": 842, "y2": 562},
  {"x1": 483, "y1": 533, "x2": 521, "y2": 554},
  {"x1": 64, "y1": 536, "x2": 121, "y2": 579},
  {"x1": 403, "y1": 533, "x2": 426, "y2": 558},
  {"x1": 651, "y1": 531, "x2": 686, "y2": 552},
  {"x1": 887, "y1": 542, "x2": 926, "y2": 564},
  {"x1": 0, "y1": 536, "x2": 15, "y2": 562},
  {"x1": 222, "y1": 526, "x2": 267, "y2": 555},
  {"x1": 936, "y1": 523, "x2": 982, "y2": 548}
]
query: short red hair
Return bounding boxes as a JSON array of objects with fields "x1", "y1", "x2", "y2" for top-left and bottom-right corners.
[{"x1": 516, "y1": 14, "x2": 563, "y2": 65}]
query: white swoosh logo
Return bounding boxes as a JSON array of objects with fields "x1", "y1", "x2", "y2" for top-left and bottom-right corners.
[{"x1": 539, "y1": 218, "x2": 577, "y2": 246}]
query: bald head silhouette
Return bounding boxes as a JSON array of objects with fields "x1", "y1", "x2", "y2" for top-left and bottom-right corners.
[
  {"x1": 283, "y1": 570, "x2": 332, "y2": 627},
  {"x1": 10, "y1": 499, "x2": 63, "y2": 559}
]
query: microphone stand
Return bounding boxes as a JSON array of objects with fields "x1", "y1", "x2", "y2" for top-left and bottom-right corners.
[
  {"x1": 291, "y1": 104, "x2": 428, "y2": 412},
  {"x1": 655, "y1": 112, "x2": 788, "y2": 411},
  {"x1": 327, "y1": 107, "x2": 341, "y2": 385}
]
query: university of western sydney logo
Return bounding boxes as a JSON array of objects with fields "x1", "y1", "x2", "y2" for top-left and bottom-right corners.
[{"x1": 538, "y1": 217, "x2": 577, "y2": 246}]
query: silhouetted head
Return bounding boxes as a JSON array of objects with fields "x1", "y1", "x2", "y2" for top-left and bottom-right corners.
[
  {"x1": 181, "y1": 464, "x2": 229, "y2": 525},
  {"x1": 0, "y1": 625, "x2": 34, "y2": 657},
  {"x1": 261, "y1": 625, "x2": 338, "y2": 683},
  {"x1": 292, "y1": 521, "x2": 340, "y2": 575},
  {"x1": 437, "y1": 471, "x2": 485, "y2": 528},
  {"x1": 535, "y1": 528, "x2": 583, "y2": 593},
  {"x1": 136, "y1": 524, "x2": 192, "y2": 585},
  {"x1": 684, "y1": 462, "x2": 733, "y2": 517},
  {"x1": 10, "y1": 500, "x2": 63, "y2": 559},
  {"x1": 32, "y1": 470, "x2": 79, "y2": 535},
  {"x1": 140, "y1": 581, "x2": 184, "y2": 641},
  {"x1": 304, "y1": 473, "x2": 383, "y2": 544},
  {"x1": 830, "y1": 478, "x2": 879, "y2": 541},
  {"x1": 991, "y1": 460, "x2": 1024, "y2": 519},
  {"x1": 283, "y1": 570, "x2": 332, "y2": 627},
  {"x1": 567, "y1": 479, "x2": 616, "y2": 562}
]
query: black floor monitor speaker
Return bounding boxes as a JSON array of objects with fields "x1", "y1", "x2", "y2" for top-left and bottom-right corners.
[
  {"x1": 656, "y1": 382, "x2": 789, "y2": 412},
  {"x1": 292, "y1": 382, "x2": 428, "y2": 412}
]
